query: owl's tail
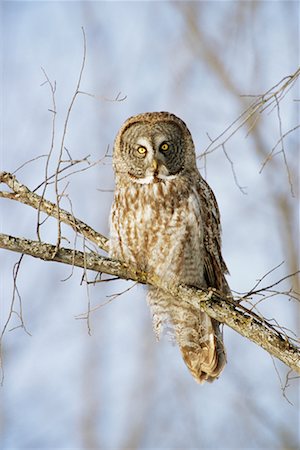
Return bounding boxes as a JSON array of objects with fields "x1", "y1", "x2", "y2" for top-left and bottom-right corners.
[
  {"x1": 180, "y1": 312, "x2": 226, "y2": 383},
  {"x1": 147, "y1": 287, "x2": 226, "y2": 383}
]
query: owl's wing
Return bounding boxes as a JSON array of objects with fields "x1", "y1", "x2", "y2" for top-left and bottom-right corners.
[{"x1": 197, "y1": 176, "x2": 229, "y2": 292}]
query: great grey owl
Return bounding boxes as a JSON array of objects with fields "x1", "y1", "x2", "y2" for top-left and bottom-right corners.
[{"x1": 109, "y1": 111, "x2": 229, "y2": 383}]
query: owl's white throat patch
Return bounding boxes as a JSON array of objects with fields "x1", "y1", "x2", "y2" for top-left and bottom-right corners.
[
  {"x1": 156, "y1": 173, "x2": 177, "y2": 181},
  {"x1": 131, "y1": 174, "x2": 155, "y2": 184},
  {"x1": 129, "y1": 173, "x2": 177, "y2": 184}
]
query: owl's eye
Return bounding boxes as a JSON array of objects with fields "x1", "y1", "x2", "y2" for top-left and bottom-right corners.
[
  {"x1": 137, "y1": 146, "x2": 147, "y2": 155},
  {"x1": 160, "y1": 142, "x2": 170, "y2": 152}
]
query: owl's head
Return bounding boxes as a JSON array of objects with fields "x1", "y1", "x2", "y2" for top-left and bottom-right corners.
[{"x1": 113, "y1": 112, "x2": 197, "y2": 184}]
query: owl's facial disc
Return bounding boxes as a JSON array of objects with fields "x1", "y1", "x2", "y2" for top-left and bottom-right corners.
[{"x1": 120, "y1": 122, "x2": 185, "y2": 184}]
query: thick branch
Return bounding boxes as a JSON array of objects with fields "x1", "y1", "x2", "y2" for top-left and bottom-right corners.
[
  {"x1": 0, "y1": 233, "x2": 299, "y2": 374},
  {"x1": 0, "y1": 171, "x2": 109, "y2": 252}
]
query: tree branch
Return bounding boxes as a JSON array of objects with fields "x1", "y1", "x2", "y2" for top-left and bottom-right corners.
[
  {"x1": 0, "y1": 232, "x2": 299, "y2": 374},
  {"x1": 0, "y1": 171, "x2": 108, "y2": 251}
]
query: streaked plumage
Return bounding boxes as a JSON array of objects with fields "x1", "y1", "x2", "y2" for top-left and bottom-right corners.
[{"x1": 109, "y1": 112, "x2": 230, "y2": 383}]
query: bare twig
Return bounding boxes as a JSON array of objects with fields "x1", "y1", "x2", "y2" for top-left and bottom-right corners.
[
  {"x1": 221, "y1": 144, "x2": 247, "y2": 194},
  {"x1": 12, "y1": 154, "x2": 48, "y2": 175},
  {"x1": 77, "y1": 90, "x2": 127, "y2": 102},
  {"x1": 75, "y1": 281, "x2": 138, "y2": 319},
  {"x1": 0, "y1": 255, "x2": 31, "y2": 385},
  {"x1": 38, "y1": 67, "x2": 57, "y2": 242},
  {"x1": 53, "y1": 27, "x2": 87, "y2": 250},
  {"x1": 198, "y1": 68, "x2": 300, "y2": 159}
]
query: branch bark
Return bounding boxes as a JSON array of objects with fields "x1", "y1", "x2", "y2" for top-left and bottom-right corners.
[{"x1": 1, "y1": 172, "x2": 300, "y2": 374}]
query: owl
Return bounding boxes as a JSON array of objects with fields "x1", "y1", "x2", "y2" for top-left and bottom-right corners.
[{"x1": 109, "y1": 112, "x2": 230, "y2": 383}]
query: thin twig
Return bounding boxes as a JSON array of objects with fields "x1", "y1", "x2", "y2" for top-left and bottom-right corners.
[
  {"x1": 77, "y1": 90, "x2": 127, "y2": 102},
  {"x1": 221, "y1": 144, "x2": 247, "y2": 194},
  {"x1": 53, "y1": 27, "x2": 87, "y2": 251},
  {"x1": 37, "y1": 67, "x2": 57, "y2": 242},
  {"x1": 75, "y1": 282, "x2": 138, "y2": 319},
  {"x1": 0, "y1": 255, "x2": 31, "y2": 385}
]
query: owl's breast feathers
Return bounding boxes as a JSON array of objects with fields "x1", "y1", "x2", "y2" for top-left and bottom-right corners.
[{"x1": 109, "y1": 174, "x2": 207, "y2": 283}]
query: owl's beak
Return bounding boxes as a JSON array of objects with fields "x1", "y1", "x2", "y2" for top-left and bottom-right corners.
[{"x1": 152, "y1": 159, "x2": 158, "y2": 171}]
